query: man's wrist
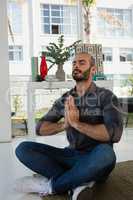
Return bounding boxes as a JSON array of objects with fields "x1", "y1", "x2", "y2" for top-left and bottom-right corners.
[{"x1": 71, "y1": 120, "x2": 79, "y2": 129}]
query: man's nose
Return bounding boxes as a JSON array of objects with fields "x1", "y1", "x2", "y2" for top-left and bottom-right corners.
[
  {"x1": 73, "y1": 63, "x2": 79, "y2": 69},
  {"x1": 73, "y1": 66, "x2": 78, "y2": 71}
]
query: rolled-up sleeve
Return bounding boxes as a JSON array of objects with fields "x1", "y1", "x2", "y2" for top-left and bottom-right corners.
[
  {"x1": 102, "y1": 91, "x2": 123, "y2": 143},
  {"x1": 36, "y1": 98, "x2": 64, "y2": 135}
]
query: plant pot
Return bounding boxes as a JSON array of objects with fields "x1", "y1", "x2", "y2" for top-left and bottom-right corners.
[{"x1": 56, "y1": 64, "x2": 65, "y2": 81}]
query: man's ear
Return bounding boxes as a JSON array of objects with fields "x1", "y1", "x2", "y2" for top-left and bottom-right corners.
[{"x1": 91, "y1": 66, "x2": 96, "y2": 75}]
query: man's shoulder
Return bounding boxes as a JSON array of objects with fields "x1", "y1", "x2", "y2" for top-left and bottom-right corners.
[
  {"x1": 95, "y1": 84, "x2": 118, "y2": 105},
  {"x1": 96, "y1": 84, "x2": 114, "y2": 97}
]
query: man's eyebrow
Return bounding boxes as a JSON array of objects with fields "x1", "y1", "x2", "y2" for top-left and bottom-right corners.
[
  {"x1": 79, "y1": 59, "x2": 86, "y2": 62},
  {"x1": 72, "y1": 60, "x2": 76, "y2": 64},
  {"x1": 72, "y1": 59, "x2": 86, "y2": 64}
]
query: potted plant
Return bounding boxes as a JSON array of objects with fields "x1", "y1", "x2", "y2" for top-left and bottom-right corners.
[{"x1": 43, "y1": 35, "x2": 81, "y2": 81}]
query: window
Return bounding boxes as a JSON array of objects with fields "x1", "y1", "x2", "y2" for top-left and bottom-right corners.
[
  {"x1": 120, "y1": 48, "x2": 133, "y2": 62},
  {"x1": 97, "y1": 8, "x2": 133, "y2": 38},
  {"x1": 40, "y1": 4, "x2": 77, "y2": 35},
  {"x1": 8, "y1": 2, "x2": 23, "y2": 34},
  {"x1": 9, "y1": 46, "x2": 23, "y2": 61},
  {"x1": 52, "y1": 25, "x2": 59, "y2": 34},
  {"x1": 103, "y1": 48, "x2": 113, "y2": 62}
]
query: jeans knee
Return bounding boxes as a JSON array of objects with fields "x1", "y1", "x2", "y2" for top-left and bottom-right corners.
[
  {"x1": 95, "y1": 144, "x2": 116, "y2": 167},
  {"x1": 102, "y1": 144, "x2": 116, "y2": 166},
  {"x1": 15, "y1": 141, "x2": 30, "y2": 160}
]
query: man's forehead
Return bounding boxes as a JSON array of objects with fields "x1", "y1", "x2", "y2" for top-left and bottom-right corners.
[{"x1": 74, "y1": 53, "x2": 91, "y2": 61}]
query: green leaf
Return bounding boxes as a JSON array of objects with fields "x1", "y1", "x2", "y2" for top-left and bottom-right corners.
[
  {"x1": 42, "y1": 34, "x2": 81, "y2": 68},
  {"x1": 82, "y1": 0, "x2": 95, "y2": 7}
]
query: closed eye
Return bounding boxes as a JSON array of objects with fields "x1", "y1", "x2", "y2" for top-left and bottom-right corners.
[
  {"x1": 72, "y1": 61, "x2": 76, "y2": 66},
  {"x1": 72, "y1": 60, "x2": 86, "y2": 66},
  {"x1": 79, "y1": 60, "x2": 86, "y2": 65}
]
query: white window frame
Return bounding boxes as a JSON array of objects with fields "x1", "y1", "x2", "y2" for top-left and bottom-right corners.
[
  {"x1": 120, "y1": 48, "x2": 133, "y2": 63},
  {"x1": 103, "y1": 47, "x2": 113, "y2": 62},
  {"x1": 40, "y1": 4, "x2": 77, "y2": 36},
  {"x1": 9, "y1": 45, "x2": 23, "y2": 62},
  {"x1": 97, "y1": 8, "x2": 133, "y2": 38}
]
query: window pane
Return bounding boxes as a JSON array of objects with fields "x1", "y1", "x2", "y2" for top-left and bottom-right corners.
[
  {"x1": 9, "y1": 46, "x2": 23, "y2": 61},
  {"x1": 60, "y1": 25, "x2": 63, "y2": 34},
  {"x1": 51, "y1": 10, "x2": 60, "y2": 17},
  {"x1": 43, "y1": 17, "x2": 50, "y2": 23},
  {"x1": 72, "y1": 25, "x2": 77, "y2": 34},
  {"x1": 63, "y1": 25, "x2": 71, "y2": 34},
  {"x1": 52, "y1": 25, "x2": 59, "y2": 34},
  {"x1": 41, "y1": 4, "x2": 49, "y2": 10},
  {"x1": 61, "y1": 10, "x2": 63, "y2": 17},
  {"x1": 44, "y1": 4, "x2": 49, "y2": 10},
  {"x1": 19, "y1": 51, "x2": 23, "y2": 60},
  {"x1": 18, "y1": 46, "x2": 22, "y2": 50},
  {"x1": 9, "y1": 52, "x2": 14, "y2": 61},
  {"x1": 9, "y1": 46, "x2": 13, "y2": 50},
  {"x1": 52, "y1": 18, "x2": 60, "y2": 23},
  {"x1": 72, "y1": 18, "x2": 77, "y2": 24},
  {"x1": 40, "y1": 4, "x2": 78, "y2": 36},
  {"x1": 63, "y1": 17, "x2": 70, "y2": 24},
  {"x1": 51, "y1": 5, "x2": 60, "y2": 10},
  {"x1": 44, "y1": 25, "x2": 50, "y2": 33},
  {"x1": 8, "y1": 2, "x2": 22, "y2": 34},
  {"x1": 103, "y1": 48, "x2": 112, "y2": 62},
  {"x1": 127, "y1": 54, "x2": 133, "y2": 62},
  {"x1": 120, "y1": 55, "x2": 126, "y2": 62},
  {"x1": 120, "y1": 48, "x2": 133, "y2": 62},
  {"x1": 43, "y1": 10, "x2": 50, "y2": 16},
  {"x1": 71, "y1": 7, "x2": 77, "y2": 16},
  {"x1": 106, "y1": 55, "x2": 112, "y2": 61},
  {"x1": 97, "y1": 8, "x2": 133, "y2": 38},
  {"x1": 63, "y1": 7, "x2": 70, "y2": 17}
]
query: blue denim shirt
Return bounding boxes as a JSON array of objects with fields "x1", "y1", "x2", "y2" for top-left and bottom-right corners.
[{"x1": 36, "y1": 82, "x2": 123, "y2": 150}]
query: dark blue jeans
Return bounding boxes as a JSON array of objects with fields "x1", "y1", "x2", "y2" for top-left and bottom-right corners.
[{"x1": 15, "y1": 141, "x2": 116, "y2": 194}]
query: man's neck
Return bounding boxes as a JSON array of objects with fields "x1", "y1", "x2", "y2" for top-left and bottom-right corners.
[{"x1": 75, "y1": 80, "x2": 92, "y2": 97}]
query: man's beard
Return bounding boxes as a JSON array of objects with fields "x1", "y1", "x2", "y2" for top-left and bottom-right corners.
[{"x1": 72, "y1": 68, "x2": 91, "y2": 82}]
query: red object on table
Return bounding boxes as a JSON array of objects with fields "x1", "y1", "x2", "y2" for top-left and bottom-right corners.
[{"x1": 40, "y1": 55, "x2": 48, "y2": 80}]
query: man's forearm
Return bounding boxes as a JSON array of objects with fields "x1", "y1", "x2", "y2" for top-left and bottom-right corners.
[
  {"x1": 72, "y1": 121, "x2": 110, "y2": 142},
  {"x1": 39, "y1": 121, "x2": 65, "y2": 136}
]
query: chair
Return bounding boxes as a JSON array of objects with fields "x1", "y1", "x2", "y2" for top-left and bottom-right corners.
[{"x1": 11, "y1": 112, "x2": 28, "y2": 135}]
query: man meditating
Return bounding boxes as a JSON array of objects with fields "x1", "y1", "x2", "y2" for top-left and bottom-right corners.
[{"x1": 15, "y1": 52, "x2": 123, "y2": 199}]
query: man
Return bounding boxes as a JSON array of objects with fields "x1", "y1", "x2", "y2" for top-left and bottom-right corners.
[{"x1": 15, "y1": 52, "x2": 123, "y2": 199}]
